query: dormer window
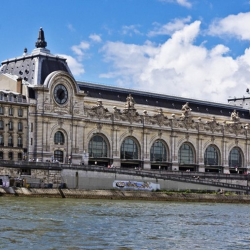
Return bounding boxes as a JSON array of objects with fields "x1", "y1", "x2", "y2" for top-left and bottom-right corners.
[
  {"x1": 0, "y1": 93, "x2": 4, "y2": 101},
  {"x1": 8, "y1": 94, "x2": 13, "y2": 102},
  {"x1": 17, "y1": 95, "x2": 22, "y2": 103}
]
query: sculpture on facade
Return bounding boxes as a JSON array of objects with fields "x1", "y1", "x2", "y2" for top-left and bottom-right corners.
[
  {"x1": 181, "y1": 102, "x2": 192, "y2": 118},
  {"x1": 230, "y1": 109, "x2": 240, "y2": 122},
  {"x1": 125, "y1": 94, "x2": 135, "y2": 109}
]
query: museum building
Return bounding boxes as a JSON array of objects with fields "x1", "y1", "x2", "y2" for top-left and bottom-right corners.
[{"x1": 0, "y1": 28, "x2": 250, "y2": 174}]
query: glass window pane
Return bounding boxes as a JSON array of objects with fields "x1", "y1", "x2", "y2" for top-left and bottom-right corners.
[
  {"x1": 204, "y1": 145, "x2": 219, "y2": 165},
  {"x1": 178, "y1": 143, "x2": 194, "y2": 164},
  {"x1": 150, "y1": 140, "x2": 167, "y2": 161},
  {"x1": 88, "y1": 135, "x2": 108, "y2": 157},
  {"x1": 120, "y1": 138, "x2": 138, "y2": 159}
]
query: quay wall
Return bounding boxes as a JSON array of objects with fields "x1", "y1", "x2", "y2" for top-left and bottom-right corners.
[
  {"x1": 1, "y1": 187, "x2": 250, "y2": 203},
  {"x1": 61, "y1": 169, "x2": 244, "y2": 192}
]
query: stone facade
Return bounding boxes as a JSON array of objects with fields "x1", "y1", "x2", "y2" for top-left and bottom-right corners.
[{"x1": 1, "y1": 28, "x2": 250, "y2": 175}]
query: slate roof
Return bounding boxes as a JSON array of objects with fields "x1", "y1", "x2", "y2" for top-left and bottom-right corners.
[
  {"x1": 0, "y1": 28, "x2": 72, "y2": 85},
  {"x1": 78, "y1": 81, "x2": 250, "y2": 120}
]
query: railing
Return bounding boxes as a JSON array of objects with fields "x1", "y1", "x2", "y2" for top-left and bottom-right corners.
[{"x1": 0, "y1": 161, "x2": 250, "y2": 191}]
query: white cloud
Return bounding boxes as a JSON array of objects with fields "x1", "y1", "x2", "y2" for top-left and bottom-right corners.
[
  {"x1": 208, "y1": 12, "x2": 250, "y2": 40},
  {"x1": 148, "y1": 16, "x2": 191, "y2": 37},
  {"x1": 71, "y1": 41, "x2": 90, "y2": 61},
  {"x1": 159, "y1": 0, "x2": 192, "y2": 8},
  {"x1": 59, "y1": 54, "x2": 85, "y2": 76},
  {"x1": 67, "y1": 24, "x2": 75, "y2": 32},
  {"x1": 89, "y1": 34, "x2": 102, "y2": 43},
  {"x1": 100, "y1": 21, "x2": 250, "y2": 103},
  {"x1": 121, "y1": 25, "x2": 143, "y2": 36}
]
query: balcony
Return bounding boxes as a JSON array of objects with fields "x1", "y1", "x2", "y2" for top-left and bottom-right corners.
[
  {"x1": 8, "y1": 143, "x2": 13, "y2": 147},
  {"x1": 17, "y1": 144, "x2": 23, "y2": 148}
]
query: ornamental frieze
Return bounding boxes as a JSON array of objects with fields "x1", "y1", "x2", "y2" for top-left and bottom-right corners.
[
  {"x1": 150, "y1": 108, "x2": 170, "y2": 127},
  {"x1": 204, "y1": 116, "x2": 222, "y2": 133},
  {"x1": 86, "y1": 100, "x2": 112, "y2": 120}
]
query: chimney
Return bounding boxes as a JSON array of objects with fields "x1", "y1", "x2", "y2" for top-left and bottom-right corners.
[{"x1": 17, "y1": 77, "x2": 22, "y2": 94}]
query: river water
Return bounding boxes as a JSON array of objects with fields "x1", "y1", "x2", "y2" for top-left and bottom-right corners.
[{"x1": 0, "y1": 197, "x2": 250, "y2": 250}]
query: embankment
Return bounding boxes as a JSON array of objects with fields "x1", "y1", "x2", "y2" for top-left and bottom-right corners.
[{"x1": 1, "y1": 187, "x2": 250, "y2": 203}]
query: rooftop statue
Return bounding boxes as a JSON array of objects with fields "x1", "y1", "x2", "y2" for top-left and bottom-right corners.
[
  {"x1": 181, "y1": 102, "x2": 192, "y2": 117},
  {"x1": 125, "y1": 94, "x2": 135, "y2": 109},
  {"x1": 230, "y1": 109, "x2": 240, "y2": 122}
]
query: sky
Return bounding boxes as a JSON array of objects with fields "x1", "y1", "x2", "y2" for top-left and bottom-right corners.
[{"x1": 1, "y1": 0, "x2": 250, "y2": 104}]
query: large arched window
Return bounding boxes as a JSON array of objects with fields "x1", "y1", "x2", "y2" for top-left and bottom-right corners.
[
  {"x1": 88, "y1": 135, "x2": 108, "y2": 158},
  {"x1": 54, "y1": 131, "x2": 64, "y2": 144},
  {"x1": 204, "y1": 145, "x2": 219, "y2": 166},
  {"x1": 229, "y1": 147, "x2": 242, "y2": 168},
  {"x1": 178, "y1": 143, "x2": 194, "y2": 164},
  {"x1": 150, "y1": 140, "x2": 167, "y2": 162},
  {"x1": 54, "y1": 150, "x2": 64, "y2": 162},
  {"x1": 121, "y1": 137, "x2": 138, "y2": 160}
]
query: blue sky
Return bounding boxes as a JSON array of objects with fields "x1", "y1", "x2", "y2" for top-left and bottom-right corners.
[{"x1": 1, "y1": 0, "x2": 250, "y2": 103}]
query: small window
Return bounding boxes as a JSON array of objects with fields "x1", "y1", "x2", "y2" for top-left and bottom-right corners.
[
  {"x1": 31, "y1": 123, "x2": 33, "y2": 132},
  {"x1": 8, "y1": 135, "x2": 13, "y2": 147},
  {"x1": 18, "y1": 122, "x2": 23, "y2": 132},
  {"x1": 18, "y1": 95, "x2": 23, "y2": 103},
  {"x1": 0, "y1": 151, "x2": 3, "y2": 159},
  {"x1": 0, "y1": 93, "x2": 4, "y2": 101},
  {"x1": 0, "y1": 106, "x2": 4, "y2": 115},
  {"x1": 9, "y1": 107, "x2": 13, "y2": 116},
  {"x1": 8, "y1": 95, "x2": 13, "y2": 102},
  {"x1": 18, "y1": 152, "x2": 23, "y2": 160},
  {"x1": 8, "y1": 152, "x2": 13, "y2": 160},
  {"x1": 0, "y1": 134, "x2": 4, "y2": 146},
  {"x1": 18, "y1": 108, "x2": 23, "y2": 117},
  {"x1": 18, "y1": 136, "x2": 22, "y2": 147},
  {"x1": 0, "y1": 120, "x2": 3, "y2": 130},
  {"x1": 8, "y1": 121, "x2": 13, "y2": 131},
  {"x1": 31, "y1": 138, "x2": 33, "y2": 145}
]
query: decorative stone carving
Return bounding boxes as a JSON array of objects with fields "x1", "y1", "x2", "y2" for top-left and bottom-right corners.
[
  {"x1": 125, "y1": 94, "x2": 135, "y2": 109},
  {"x1": 86, "y1": 100, "x2": 111, "y2": 119},
  {"x1": 230, "y1": 109, "x2": 240, "y2": 123},
  {"x1": 205, "y1": 116, "x2": 221, "y2": 132},
  {"x1": 113, "y1": 95, "x2": 142, "y2": 123},
  {"x1": 179, "y1": 117, "x2": 196, "y2": 130},
  {"x1": 150, "y1": 108, "x2": 169, "y2": 126},
  {"x1": 181, "y1": 102, "x2": 192, "y2": 119}
]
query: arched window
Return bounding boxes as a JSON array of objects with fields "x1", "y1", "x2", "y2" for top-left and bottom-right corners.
[
  {"x1": 8, "y1": 135, "x2": 13, "y2": 147},
  {"x1": 88, "y1": 135, "x2": 107, "y2": 157},
  {"x1": 18, "y1": 122, "x2": 23, "y2": 132},
  {"x1": 17, "y1": 136, "x2": 22, "y2": 147},
  {"x1": 204, "y1": 145, "x2": 219, "y2": 166},
  {"x1": 54, "y1": 131, "x2": 64, "y2": 144},
  {"x1": 54, "y1": 150, "x2": 64, "y2": 162},
  {"x1": 150, "y1": 140, "x2": 167, "y2": 162},
  {"x1": 229, "y1": 147, "x2": 242, "y2": 168},
  {"x1": 0, "y1": 151, "x2": 3, "y2": 159},
  {"x1": 121, "y1": 137, "x2": 138, "y2": 160},
  {"x1": 0, "y1": 134, "x2": 4, "y2": 146},
  {"x1": 178, "y1": 143, "x2": 194, "y2": 164}
]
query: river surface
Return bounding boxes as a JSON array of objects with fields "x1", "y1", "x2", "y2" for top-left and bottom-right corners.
[{"x1": 0, "y1": 197, "x2": 250, "y2": 250}]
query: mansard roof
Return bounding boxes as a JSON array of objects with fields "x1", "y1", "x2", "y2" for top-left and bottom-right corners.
[
  {"x1": 0, "y1": 28, "x2": 72, "y2": 86},
  {"x1": 78, "y1": 81, "x2": 250, "y2": 120}
]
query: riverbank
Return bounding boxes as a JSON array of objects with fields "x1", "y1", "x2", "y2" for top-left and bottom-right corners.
[{"x1": 1, "y1": 187, "x2": 250, "y2": 203}]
